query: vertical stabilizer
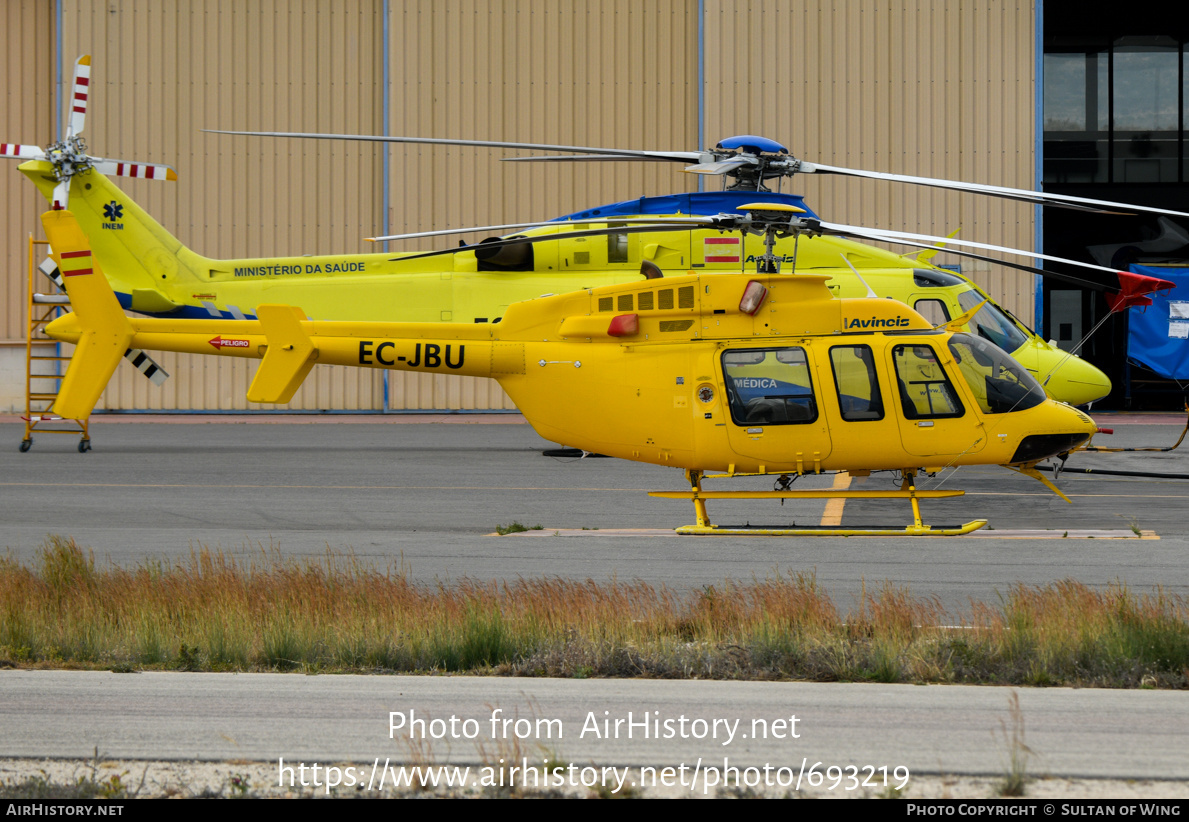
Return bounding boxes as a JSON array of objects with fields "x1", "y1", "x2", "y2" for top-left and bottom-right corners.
[
  {"x1": 22, "y1": 162, "x2": 209, "y2": 310},
  {"x1": 40, "y1": 210, "x2": 135, "y2": 419},
  {"x1": 248, "y1": 305, "x2": 318, "y2": 404}
]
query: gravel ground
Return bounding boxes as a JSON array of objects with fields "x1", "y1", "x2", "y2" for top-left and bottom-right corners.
[{"x1": 2, "y1": 757, "x2": 1186, "y2": 800}]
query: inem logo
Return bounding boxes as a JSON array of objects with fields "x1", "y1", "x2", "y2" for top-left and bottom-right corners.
[{"x1": 102, "y1": 200, "x2": 124, "y2": 229}]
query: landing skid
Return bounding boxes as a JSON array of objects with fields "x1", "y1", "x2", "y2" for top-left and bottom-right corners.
[
  {"x1": 675, "y1": 521, "x2": 987, "y2": 537},
  {"x1": 650, "y1": 469, "x2": 987, "y2": 537}
]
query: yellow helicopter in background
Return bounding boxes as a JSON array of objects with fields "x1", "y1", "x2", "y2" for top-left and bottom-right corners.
[
  {"x1": 41, "y1": 204, "x2": 1173, "y2": 535},
  {"x1": 15, "y1": 57, "x2": 1189, "y2": 407}
]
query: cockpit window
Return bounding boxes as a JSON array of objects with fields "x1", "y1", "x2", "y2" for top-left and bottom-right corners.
[
  {"x1": 957, "y1": 289, "x2": 1028, "y2": 353},
  {"x1": 913, "y1": 299, "x2": 951, "y2": 326},
  {"x1": 913, "y1": 268, "x2": 966, "y2": 288},
  {"x1": 947, "y1": 333, "x2": 1047, "y2": 414},
  {"x1": 722, "y1": 347, "x2": 818, "y2": 425},
  {"x1": 892, "y1": 344, "x2": 965, "y2": 419}
]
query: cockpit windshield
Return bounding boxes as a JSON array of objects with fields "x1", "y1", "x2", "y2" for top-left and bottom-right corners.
[
  {"x1": 957, "y1": 289, "x2": 1028, "y2": 354},
  {"x1": 947, "y1": 333, "x2": 1047, "y2": 414}
]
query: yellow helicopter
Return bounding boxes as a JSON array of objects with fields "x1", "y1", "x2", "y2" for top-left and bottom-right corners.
[
  {"x1": 42, "y1": 204, "x2": 1172, "y2": 536},
  {"x1": 16, "y1": 57, "x2": 1188, "y2": 407}
]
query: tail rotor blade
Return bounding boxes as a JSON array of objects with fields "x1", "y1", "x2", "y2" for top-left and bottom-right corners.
[
  {"x1": 39, "y1": 255, "x2": 64, "y2": 289},
  {"x1": 66, "y1": 55, "x2": 92, "y2": 139},
  {"x1": 123, "y1": 348, "x2": 170, "y2": 386},
  {"x1": 51, "y1": 179, "x2": 70, "y2": 211},
  {"x1": 92, "y1": 159, "x2": 178, "y2": 181},
  {"x1": 1, "y1": 143, "x2": 46, "y2": 160}
]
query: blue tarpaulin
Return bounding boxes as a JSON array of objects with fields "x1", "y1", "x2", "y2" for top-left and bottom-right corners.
[{"x1": 1127, "y1": 264, "x2": 1189, "y2": 380}]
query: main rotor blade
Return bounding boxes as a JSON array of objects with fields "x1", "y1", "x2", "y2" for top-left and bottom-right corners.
[
  {"x1": 834, "y1": 230, "x2": 1110, "y2": 292},
  {"x1": 819, "y1": 221, "x2": 1129, "y2": 291},
  {"x1": 820, "y1": 220, "x2": 1131, "y2": 280},
  {"x1": 683, "y1": 157, "x2": 759, "y2": 176},
  {"x1": 389, "y1": 221, "x2": 712, "y2": 263},
  {"x1": 801, "y1": 161, "x2": 1189, "y2": 219},
  {"x1": 66, "y1": 55, "x2": 92, "y2": 140},
  {"x1": 500, "y1": 154, "x2": 668, "y2": 163},
  {"x1": 370, "y1": 216, "x2": 715, "y2": 244},
  {"x1": 382, "y1": 207, "x2": 1140, "y2": 296},
  {"x1": 204, "y1": 130, "x2": 708, "y2": 163}
]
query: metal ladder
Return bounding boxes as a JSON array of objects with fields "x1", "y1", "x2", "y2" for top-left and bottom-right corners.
[{"x1": 20, "y1": 235, "x2": 90, "y2": 453}]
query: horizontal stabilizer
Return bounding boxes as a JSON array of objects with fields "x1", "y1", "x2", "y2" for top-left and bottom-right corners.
[{"x1": 247, "y1": 304, "x2": 317, "y2": 404}]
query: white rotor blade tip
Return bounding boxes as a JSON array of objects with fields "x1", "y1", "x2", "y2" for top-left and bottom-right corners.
[
  {"x1": 67, "y1": 55, "x2": 92, "y2": 139},
  {"x1": 93, "y1": 159, "x2": 179, "y2": 181}
]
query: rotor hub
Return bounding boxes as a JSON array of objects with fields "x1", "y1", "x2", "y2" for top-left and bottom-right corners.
[{"x1": 43, "y1": 137, "x2": 93, "y2": 181}]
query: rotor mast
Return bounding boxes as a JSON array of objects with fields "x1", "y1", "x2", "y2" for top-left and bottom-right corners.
[{"x1": 734, "y1": 203, "x2": 820, "y2": 275}]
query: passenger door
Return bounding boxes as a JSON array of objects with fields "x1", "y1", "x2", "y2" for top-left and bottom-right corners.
[{"x1": 720, "y1": 345, "x2": 832, "y2": 470}]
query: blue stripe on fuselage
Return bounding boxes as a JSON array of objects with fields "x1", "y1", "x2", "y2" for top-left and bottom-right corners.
[{"x1": 114, "y1": 291, "x2": 258, "y2": 320}]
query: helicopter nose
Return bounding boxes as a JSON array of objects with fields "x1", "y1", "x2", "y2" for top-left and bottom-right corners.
[
  {"x1": 1033, "y1": 345, "x2": 1112, "y2": 406},
  {"x1": 1008, "y1": 402, "x2": 1099, "y2": 464}
]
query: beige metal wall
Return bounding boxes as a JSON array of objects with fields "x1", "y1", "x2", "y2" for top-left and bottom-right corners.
[
  {"x1": 1, "y1": 0, "x2": 1036, "y2": 413},
  {"x1": 63, "y1": 0, "x2": 389, "y2": 411},
  {"x1": 384, "y1": 0, "x2": 699, "y2": 411},
  {"x1": 703, "y1": 0, "x2": 1037, "y2": 317},
  {"x1": 1, "y1": 0, "x2": 56, "y2": 344}
]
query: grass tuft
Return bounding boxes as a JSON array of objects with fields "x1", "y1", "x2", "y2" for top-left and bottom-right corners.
[
  {"x1": 1, "y1": 538, "x2": 1187, "y2": 686},
  {"x1": 995, "y1": 691, "x2": 1032, "y2": 796},
  {"x1": 495, "y1": 522, "x2": 543, "y2": 535}
]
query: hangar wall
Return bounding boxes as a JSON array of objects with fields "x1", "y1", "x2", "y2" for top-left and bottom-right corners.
[
  {"x1": 0, "y1": 0, "x2": 1034, "y2": 413},
  {"x1": 703, "y1": 1, "x2": 1037, "y2": 316}
]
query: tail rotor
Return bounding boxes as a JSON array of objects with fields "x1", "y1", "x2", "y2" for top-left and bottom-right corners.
[{"x1": 3, "y1": 55, "x2": 177, "y2": 211}]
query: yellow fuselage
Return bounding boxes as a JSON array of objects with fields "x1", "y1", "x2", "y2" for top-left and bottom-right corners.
[
  {"x1": 23, "y1": 161, "x2": 1111, "y2": 406},
  {"x1": 47, "y1": 264, "x2": 1098, "y2": 476}
]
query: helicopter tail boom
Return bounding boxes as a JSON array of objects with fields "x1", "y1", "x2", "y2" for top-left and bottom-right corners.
[
  {"x1": 21, "y1": 160, "x2": 207, "y2": 312},
  {"x1": 42, "y1": 209, "x2": 507, "y2": 413}
]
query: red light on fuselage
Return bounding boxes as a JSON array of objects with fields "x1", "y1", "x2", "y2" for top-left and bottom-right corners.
[
  {"x1": 608, "y1": 313, "x2": 639, "y2": 337},
  {"x1": 739, "y1": 280, "x2": 768, "y2": 315}
]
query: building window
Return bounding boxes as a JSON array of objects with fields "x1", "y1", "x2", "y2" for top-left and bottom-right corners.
[{"x1": 1044, "y1": 36, "x2": 1184, "y2": 184}]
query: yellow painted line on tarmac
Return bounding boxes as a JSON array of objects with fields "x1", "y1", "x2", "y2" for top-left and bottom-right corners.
[
  {"x1": 495, "y1": 528, "x2": 1157, "y2": 539},
  {"x1": 819, "y1": 471, "x2": 851, "y2": 526}
]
